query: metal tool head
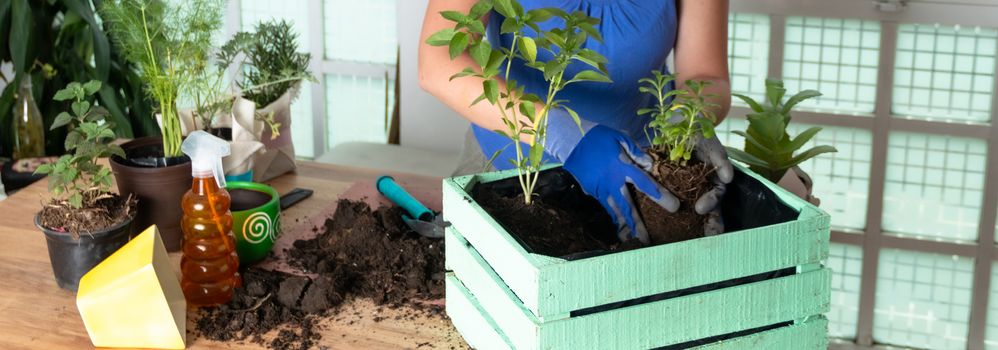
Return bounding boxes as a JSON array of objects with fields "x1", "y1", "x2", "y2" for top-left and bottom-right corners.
[{"x1": 402, "y1": 214, "x2": 449, "y2": 239}]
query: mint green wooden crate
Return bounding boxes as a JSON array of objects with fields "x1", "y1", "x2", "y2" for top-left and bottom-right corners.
[{"x1": 442, "y1": 165, "x2": 831, "y2": 349}]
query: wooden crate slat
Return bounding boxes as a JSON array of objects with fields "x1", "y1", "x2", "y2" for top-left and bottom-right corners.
[
  {"x1": 447, "y1": 227, "x2": 831, "y2": 350},
  {"x1": 446, "y1": 274, "x2": 514, "y2": 350},
  {"x1": 691, "y1": 317, "x2": 829, "y2": 350}
]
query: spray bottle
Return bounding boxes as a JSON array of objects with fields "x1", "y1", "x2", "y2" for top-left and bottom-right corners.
[{"x1": 180, "y1": 131, "x2": 241, "y2": 306}]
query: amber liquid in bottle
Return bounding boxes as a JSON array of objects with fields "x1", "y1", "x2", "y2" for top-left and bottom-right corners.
[{"x1": 180, "y1": 176, "x2": 241, "y2": 306}]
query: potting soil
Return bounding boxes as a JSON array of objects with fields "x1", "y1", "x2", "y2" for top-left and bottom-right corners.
[
  {"x1": 194, "y1": 199, "x2": 445, "y2": 349},
  {"x1": 632, "y1": 154, "x2": 715, "y2": 245}
]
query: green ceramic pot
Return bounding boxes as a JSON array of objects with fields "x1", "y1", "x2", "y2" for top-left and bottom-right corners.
[{"x1": 226, "y1": 182, "x2": 280, "y2": 264}]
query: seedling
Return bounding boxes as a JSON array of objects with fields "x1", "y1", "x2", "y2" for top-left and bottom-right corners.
[
  {"x1": 638, "y1": 72, "x2": 718, "y2": 164},
  {"x1": 35, "y1": 81, "x2": 126, "y2": 213},
  {"x1": 727, "y1": 79, "x2": 837, "y2": 182},
  {"x1": 427, "y1": 0, "x2": 611, "y2": 204}
]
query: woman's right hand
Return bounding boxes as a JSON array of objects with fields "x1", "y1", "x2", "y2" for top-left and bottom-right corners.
[{"x1": 562, "y1": 125, "x2": 678, "y2": 243}]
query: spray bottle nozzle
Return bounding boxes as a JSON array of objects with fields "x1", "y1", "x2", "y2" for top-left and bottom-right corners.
[{"x1": 182, "y1": 131, "x2": 231, "y2": 188}]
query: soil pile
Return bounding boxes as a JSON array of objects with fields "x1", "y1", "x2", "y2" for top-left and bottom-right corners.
[
  {"x1": 632, "y1": 153, "x2": 714, "y2": 245},
  {"x1": 195, "y1": 199, "x2": 445, "y2": 349}
]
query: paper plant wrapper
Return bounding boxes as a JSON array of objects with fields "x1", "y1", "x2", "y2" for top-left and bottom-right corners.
[
  {"x1": 245, "y1": 85, "x2": 300, "y2": 182},
  {"x1": 777, "y1": 166, "x2": 820, "y2": 206},
  {"x1": 167, "y1": 108, "x2": 266, "y2": 177}
]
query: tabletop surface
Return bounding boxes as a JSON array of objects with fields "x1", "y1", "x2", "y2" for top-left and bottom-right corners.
[{"x1": 0, "y1": 161, "x2": 467, "y2": 350}]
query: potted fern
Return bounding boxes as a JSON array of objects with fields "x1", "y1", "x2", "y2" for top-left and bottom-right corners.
[
  {"x1": 99, "y1": 0, "x2": 223, "y2": 251},
  {"x1": 34, "y1": 80, "x2": 138, "y2": 291},
  {"x1": 726, "y1": 79, "x2": 837, "y2": 205},
  {"x1": 219, "y1": 19, "x2": 315, "y2": 182}
]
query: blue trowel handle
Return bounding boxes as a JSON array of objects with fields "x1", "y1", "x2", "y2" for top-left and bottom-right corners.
[{"x1": 376, "y1": 176, "x2": 434, "y2": 221}]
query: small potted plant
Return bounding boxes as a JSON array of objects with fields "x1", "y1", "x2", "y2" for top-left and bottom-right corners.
[
  {"x1": 630, "y1": 72, "x2": 722, "y2": 244},
  {"x1": 34, "y1": 80, "x2": 138, "y2": 291},
  {"x1": 99, "y1": 0, "x2": 223, "y2": 250},
  {"x1": 433, "y1": 1, "x2": 831, "y2": 348},
  {"x1": 219, "y1": 19, "x2": 315, "y2": 182},
  {"x1": 726, "y1": 79, "x2": 837, "y2": 205}
]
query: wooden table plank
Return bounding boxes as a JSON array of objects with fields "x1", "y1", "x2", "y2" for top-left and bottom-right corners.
[{"x1": 0, "y1": 161, "x2": 465, "y2": 349}]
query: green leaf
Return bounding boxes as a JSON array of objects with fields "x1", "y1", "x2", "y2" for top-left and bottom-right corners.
[
  {"x1": 733, "y1": 93, "x2": 765, "y2": 113},
  {"x1": 470, "y1": 41, "x2": 491, "y2": 68},
  {"x1": 51, "y1": 112, "x2": 73, "y2": 130},
  {"x1": 732, "y1": 130, "x2": 774, "y2": 154},
  {"x1": 568, "y1": 70, "x2": 611, "y2": 84},
  {"x1": 519, "y1": 36, "x2": 537, "y2": 63},
  {"x1": 82, "y1": 80, "x2": 102, "y2": 95},
  {"x1": 493, "y1": 0, "x2": 515, "y2": 17},
  {"x1": 469, "y1": 0, "x2": 493, "y2": 18},
  {"x1": 578, "y1": 22, "x2": 602, "y2": 42},
  {"x1": 64, "y1": 131, "x2": 83, "y2": 151},
  {"x1": 785, "y1": 126, "x2": 823, "y2": 153},
  {"x1": 62, "y1": 0, "x2": 110, "y2": 81},
  {"x1": 746, "y1": 111, "x2": 786, "y2": 144},
  {"x1": 765, "y1": 79, "x2": 787, "y2": 108},
  {"x1": 787, "y1": 145, "x2": 837, "y2": 167},
  {"x1": 68, "y1": 193, "x2": 83, "y2": 209},
  {"x1": 34, "y1": 164, "x2": 53, "y2": 175},
  {"x1": 440, "y1": 10, "x2": 467, "y2": 23},
  {"x1": 636, "y1": 108, "x2": 656, "y2": 116},
  {"x1": 526, "y1": 8, "x2": 554, "y2": 22},
  {"x1": 563, "y1": 106, "x2": 584, "y2": 134},
  {"x1": 449, "y1": 32, "x2": 470, "y2": 59},
  {"x1": 107, "y1": 144, "x2": 126, "y2": 159},
  {"x1": 528, "y1": 142, "x2": 545, "y2": 168},
  {"x1": 449, "y1": 67, "x2": 478, "y2": 81},
  {"x1": 470, "y1": 93, "x2": 488, "y2": 106},
  {"x1": 426, "y1": 28, "x2": 456, "y2": 46},
  {"x1": 53, "y1": 88, "x2": 77, "y2": 102},
  {"x1": 9, "y1": 0, "x2": 33, "y2": 76},
  {"x1": 782, "y1": 89, "x2": 822, "y2": 115},
  {"x1": 518, "y1": 102, "x2": 536, "y2": 122},
  {"x1": 726, "y1": 147, "x2": 770, "y2": 168},
  {"x1": 483, "y1": 80, "x2": 499, "y2": 104},
  {"x1": 698, "y1": 118, "x2": 715, "y2": 139},
  {"x1": 500, "y1": 16, "x2": 518, "y2": 34}
]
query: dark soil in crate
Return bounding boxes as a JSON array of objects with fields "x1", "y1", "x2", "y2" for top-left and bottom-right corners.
[
  {"x1": 194, "y1": 199, "x2": 445, "y2": 350},
  {"x1": 631, "y1": 156, "x2": 715, "y2": 245},
  {"x1": 472, "y1": 168, "x2": 799, "y2": 259}
]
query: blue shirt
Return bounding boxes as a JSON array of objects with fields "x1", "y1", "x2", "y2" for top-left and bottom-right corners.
[{"x1": 473, "y1": 0, "x2": 678, "y2": 169}]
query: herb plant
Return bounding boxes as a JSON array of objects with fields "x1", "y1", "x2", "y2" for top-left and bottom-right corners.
[
  {"x1": 427, "y1": 0, "x2": 611, "y2": 204},
  {"x1": 99, "y1": 0, "x2": 224, "y2": 158},
  {"x1": 727, "y1": 79, "x2": 837, "y2": 182},
  {"x1": 638, "y1": 72, "x2": 718, "y2": 164},
  {"x1": 35, "y1": 81, "x2": 126, "y2": 210},
  {"x1": 219, "y1": 20, "x2": 315, "y2": 108}
]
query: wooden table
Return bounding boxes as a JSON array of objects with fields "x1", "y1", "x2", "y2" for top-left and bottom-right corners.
[{"x1": 0, "y1": 161, "x2": 467, "y2": 349}]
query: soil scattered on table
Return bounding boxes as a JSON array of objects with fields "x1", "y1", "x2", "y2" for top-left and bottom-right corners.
[
  {"x1": 194, "y1": 199, "x2": 445, "y2": 349},
  {"x1": 632, "y1": 154, "x2": 714, "y2": 245}
]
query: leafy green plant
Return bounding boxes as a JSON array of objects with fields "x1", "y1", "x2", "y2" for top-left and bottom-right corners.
[
  {"x1": 219, "y1": 19, "x2": 315, "y2": 108},
  {"x1": 0, "y1": 0, "x2": 158, "y2": 158},
  {"x1": 427, "y1": 0, "x2": 611, "y2": 204},
  {"x1": 727, "y1": 79, "x2": 837, "y2": 182},
  {"x1": 637, "y1": 72, "x2": 718, "y2": 164},
  {"x1": 99, "y1": 0, "x2": 223, "y2": 158},
  {"x1": 35, "y1": 81, "x2": 126, "y2": 210}
]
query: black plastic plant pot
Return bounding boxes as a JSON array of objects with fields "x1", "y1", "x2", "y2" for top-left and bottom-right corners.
[{"x1": 34, "y1": 213, "x2": 135, "y2": 291}]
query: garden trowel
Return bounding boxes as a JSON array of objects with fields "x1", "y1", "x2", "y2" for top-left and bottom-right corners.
[{"x1": 376, "y1": 175, "x2": 448, "y2": 238}]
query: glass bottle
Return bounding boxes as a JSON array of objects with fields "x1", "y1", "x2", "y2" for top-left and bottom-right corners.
[{"x1": 11, "y1": 78, "x2": 45, "y2": 159}]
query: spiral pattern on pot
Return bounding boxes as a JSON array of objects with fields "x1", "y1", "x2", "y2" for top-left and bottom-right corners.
[{"x1": 242, "y1": 212, "x2": 272, "y2": 244}]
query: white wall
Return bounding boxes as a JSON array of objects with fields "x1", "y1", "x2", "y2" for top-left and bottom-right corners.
[{"x1": 397, "y1": 0, "x2": 468, "y2": 154}]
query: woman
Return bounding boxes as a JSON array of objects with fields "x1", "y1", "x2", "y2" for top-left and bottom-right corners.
[{"x1": 419, "y1": 0, "x2": 733, "y2": 242}]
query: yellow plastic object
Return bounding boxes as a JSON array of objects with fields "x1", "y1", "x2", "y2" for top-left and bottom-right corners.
[{"x1": 76, "y1": 225, "x2": 187, "y2": 349}]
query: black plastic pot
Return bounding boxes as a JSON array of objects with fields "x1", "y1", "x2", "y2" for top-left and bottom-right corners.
[
  {"x1": 109, "y1": 137, "x2": 192, "y2": 251},
  {"x1": 35, "y1": 212, "x2": 135, "y2": 291}
]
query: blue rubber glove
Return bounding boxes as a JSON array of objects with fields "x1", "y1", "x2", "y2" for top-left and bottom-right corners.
[{"x1": 562, "y1": 125, "x2": 678, "y2": 243}]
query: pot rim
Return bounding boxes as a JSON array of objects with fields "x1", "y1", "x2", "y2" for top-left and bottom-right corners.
[
  {"x1": 109, "y1": 137, "x2": 192, "y2": 172},
  {"x1": 226, "y1": 181, "x2": 280, "y2": 213},
  {"x1": 35, "y1": 207, "x2": 137, "y2": 240}
]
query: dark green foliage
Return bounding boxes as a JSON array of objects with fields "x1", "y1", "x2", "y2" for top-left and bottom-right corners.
[
  {"x1": 0, "y1": 0, "x2": 158, "y2": 158},
  {"x1": 638, "y1": 72, "x2": 718, "y2": 164},
  {"x1": 220, "y1": 20, "x2": 314, "y2": 107},
  {"x1": 728, "y1": 79, "x2": 837, "y2": 182}
]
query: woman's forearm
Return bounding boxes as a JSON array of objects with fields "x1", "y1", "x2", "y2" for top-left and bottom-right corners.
[
  {"x1": 418, "y1": 0, "x2": 536, "y2": 144},
  {"x1": 676, "y1": 76, "x2": 731, "y2": 124}
]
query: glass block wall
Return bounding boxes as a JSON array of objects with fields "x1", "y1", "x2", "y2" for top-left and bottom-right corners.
[
  {"x1": 882, "y1": 132, "x2": 987, "y2": 242},
  {"x1": 325, "y1": 75, "x2": 395, "y2": 149},
  {"x1": 874, "y1": 249, "x2": 973, "y2": 349},
  {"x1": 828, "y1": 243, "x2": 863, "y2": 339},
  {"x1": 783, "y1": 17, "x2": 881, "y2": 114},
  {"x1": 986, "y1": 263, "x2": 998, "y2": 349},
  {"x1": 894, "y1": 24, "x2": 997, "y2": 124},
  {"x1": 324, "y1": 0, "x2": 398, "y2": 64},
  {"x1": 727, "y1": 13, "x2": 770, "y2": 102}
]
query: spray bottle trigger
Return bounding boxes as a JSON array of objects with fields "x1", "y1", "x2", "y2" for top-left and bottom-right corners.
[{"x1": 214, "y1": 156, "x2": 226, "y2": 188}]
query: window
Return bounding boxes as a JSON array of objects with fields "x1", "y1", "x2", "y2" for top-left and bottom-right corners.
[{"x1": 728, "y1": 1, "x2": 998, "y2": 348}]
